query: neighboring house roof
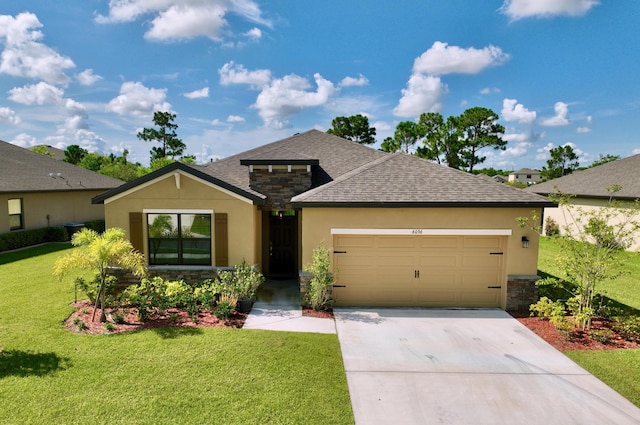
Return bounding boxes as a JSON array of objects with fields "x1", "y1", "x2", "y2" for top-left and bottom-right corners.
[
  {"x1": 1, "y1": 140, "x2": 123, "y2": 193},
  {"x1": 526, "y1": 154, "x2": 640, "y2": 200},
  {"x1": 510, "y1": 168, "x2": 540, "y2": 175},
  {"x1": 94, "y1": 129, "x2": 554, "y2": 208},
  {"x1": 30, "y1": 145, "x2": 66, "y2": 161}
]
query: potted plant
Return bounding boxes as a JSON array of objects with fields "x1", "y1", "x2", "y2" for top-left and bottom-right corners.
[{"x1": 217, "y1": 260, "x2": 264, "y2": 313}]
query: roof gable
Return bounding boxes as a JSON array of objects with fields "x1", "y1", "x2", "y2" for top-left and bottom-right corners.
[
  {"x1": 527, "y1": 154, "x2": 640, "y2": 199},
  {"x1": 1, "y1": 140, "x2": 123, "y2": 193}
]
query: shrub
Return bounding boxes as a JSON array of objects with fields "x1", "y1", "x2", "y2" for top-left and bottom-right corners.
[
  {"x1": 589, "y1": 328, "x2": 614, "y2": 344},
  {"x1": 0, "y1": 226, "x2": 68, "y2": 252},
  {"x1": 229, "y1": 260, "x2": 264, "y2": 301},
  {"x1": 613, "y1": 316, "x2": 640, "y2": 343},
  {"x1": 84, "y1": 220, "x2": 106, "y2": 234},
  {"x1": 530, "y1": 297, "x2": 565, "y2": 321},
  {"x1": 75, "y1": 274, "x2": 117, "y2": 305},
  {"x1": 104, "y1": 322, "x2": 116, "y2": 332},
  {"x1": 544, "y1": 217, "x2": 560, "y2": 236},
  {"x1": 215, "y1": 300, "x2": 235, "y2": 319},
  {"x1": 304, "y1": 245, "x2": 334, "y2": 311}
]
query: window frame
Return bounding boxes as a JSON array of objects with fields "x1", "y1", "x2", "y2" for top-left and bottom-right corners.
[
  {"x1": 8, "y1": 198, "x2": 24, "y2": 231},
  {"x1": 144, "y1": 209, "x2": 213, "y2": 266}
]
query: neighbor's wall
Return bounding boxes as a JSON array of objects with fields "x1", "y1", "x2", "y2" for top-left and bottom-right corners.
[
  {"x1": 0, "y1": 190, "x2": 107, "y2": 234},
  {"x1": 299, "y1": 207, "x2": 542, "y2": 276},
  {"x1": 104, "y1": 171, "x2": 261, "y2": 267},
  {"x1": 542, "y1": 197, "x2": 640, "y2": 251}
]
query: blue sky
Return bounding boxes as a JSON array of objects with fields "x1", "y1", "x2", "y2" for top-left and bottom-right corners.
[{"x1": 0, "y1": 0, "x2": 638, "y2": 170}]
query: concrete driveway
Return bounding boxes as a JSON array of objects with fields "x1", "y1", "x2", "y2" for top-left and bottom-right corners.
[{"x1": 334, "y1": 308, "x2": 640, "y2": 425}]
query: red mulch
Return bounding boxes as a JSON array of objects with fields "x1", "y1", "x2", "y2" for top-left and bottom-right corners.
[
  {"x1": 510, "y1": 311, "x2": 640, "y2": 351},
  {"x1": 64, "y1": 300, "x2": 246, "y2": 334},
  {"x1": 302, "y1": 307, "x2": 334, "y2": 319}
]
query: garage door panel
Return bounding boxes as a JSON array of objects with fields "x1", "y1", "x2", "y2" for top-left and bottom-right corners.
[
  {"x1": 463, "y1": 236, "x2": 502, "y2": 248},
  {"x1": 333, "y1": 234, "x2": 506, "y2": 308}
]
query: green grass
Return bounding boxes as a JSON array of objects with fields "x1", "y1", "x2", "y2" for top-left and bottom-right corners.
[
  {"x1": 538, "y1": 236, "x2": 640, "y2": 407},
  {"x1": 0, "y1": 245, "x2": 354, "y2": 424}
]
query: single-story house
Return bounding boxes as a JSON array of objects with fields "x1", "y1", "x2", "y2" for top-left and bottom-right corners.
[
  {"x1": 508, "y1": 168, "x2": 541, "y2": 185},
  {"x1": 0, "y1": 140, "x2": 123, "y2": 234},
  {"x1": 94, "y1": 130, "x2": 554, "y2": 310},
  {"x1": 527, "y1": 154, "x2": 640, "y2": 250}
]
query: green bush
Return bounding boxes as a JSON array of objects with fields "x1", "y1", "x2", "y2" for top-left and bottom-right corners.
[
  {"x1": 0, "y1": 226, "x2": 68, "y2": 252},
  {"x1": 84, "y1": 220, "x2": 106, "y2": 233},
  {"x1": 613, "y1": 316, "x2": 640, "y2": 343},
  {"x1": 303, "y1": 245, "x2": 334, "y2": 311},
  {"x1": 589, "y1": 328, "x2": 614, "y2": 344},
  {"x1": 530, "y1": 296, "x2": 565, "y2": 320},
  {"x1": 214, "y1": 300, "x2": 235, "y2": 319}
]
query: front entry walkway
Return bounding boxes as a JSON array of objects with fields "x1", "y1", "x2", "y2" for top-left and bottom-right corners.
[
  {"x1": 243, "y1": 279, "x2": 336, "y2": 334},
  {"x1": 334, "y1": 308, "x2": 640, "y2": 425}
]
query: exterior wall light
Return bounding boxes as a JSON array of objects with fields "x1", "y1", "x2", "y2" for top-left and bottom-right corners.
[{"x1": 521, "y1": 236, "x2": 529, "y2": 248}]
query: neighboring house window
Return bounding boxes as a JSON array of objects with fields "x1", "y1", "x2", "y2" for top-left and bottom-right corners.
[
  {"x1": 8, "y1": 198, "x2": 23, "y2": 230},
  {"x1": 147, "y1": 212, "x2": 212, "y2": 265},
  {"x1": 526, "y1": 174, "x2": 532, "y2": 179}
]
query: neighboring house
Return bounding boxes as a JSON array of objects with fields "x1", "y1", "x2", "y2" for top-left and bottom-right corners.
[
  {"x1": 0, "y1": 140, "x2": 123, "y2": 234},
  {"x1": 508, "y1": 168, "x2": 541, "y2": 185},
  {"x1": 527, "y1": 154, "x2": 640, "y2": 250},
  {"x1": 94, "y1": 130, "x2": 554, "y2": 310}
]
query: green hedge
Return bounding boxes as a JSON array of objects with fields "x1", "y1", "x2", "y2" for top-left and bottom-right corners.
[
  {"x1": 84, "y1": 219, "x2": 106, "y2": 233},
  {"x1": 0, "y1": 226, "x2": 69, "y2": 252}
]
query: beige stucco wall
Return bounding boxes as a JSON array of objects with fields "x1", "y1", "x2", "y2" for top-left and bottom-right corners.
[
  {"x1": 543, "y1": 197, "x2": 640, "y2": 251},
  {"x1": 299, "y1": 207, "x2": 542, "y2": 276},
  {"x1": 0, "y1": 190, "x2": 107, "y2": 234},
  {"x1": 103, "y1": 171, "x2": 261, "y2": 267}
]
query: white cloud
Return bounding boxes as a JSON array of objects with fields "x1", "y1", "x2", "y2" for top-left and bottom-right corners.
[
  {"x1": 8, "y1": 82, "x2": 64, "y2": 105},
  {"x1": 393, "y1": 74, "x2": 446, "y2": 117},
  {"x1": 184, "y1": 87, "x2": 210, "y2": 99},
  {"x1": 340, "y1": 74, "x2": 369, "y2": 87},
  {"x1": 96, "y1": 0, "x2": 271, "y2": 42},
  {"x1": 0, "y1": 12, "x2": 75, "y2": 85},
  {"x1": 219, "y1": 61, "x2": 272, "y2": 88},
  {"x1": 45, "y1": 128, "x2": 108, "y2": 154},
  {"x1": 500, "y1": 0, "x2": 599, "y2": 20},
  {"x1": 576, "y1": 126, "x2": 591, "y2": 133},
  {"x1": 413, "y1": 41, "x2": 509, "y2": 76},
  {"x1": 76, "y1": 69, "x2": 103, "y2": 86},
  {"x1": 501, "y1": 98, "x2": 536, "y2": 123},
  {"x1": 244, "y1": 27, "x2": 262, "y2": 40},
  {"x1": 227, "y1": 115, "x2": 245, "y2": 123},
  {"x1": 253, "y1": 73, "x2": 338, "y2": 128},
  {"x1": 480, "y1": 87, "x2": 501, "y2": 95},
  {"x1": 586, "y1": 115, "x2": 592, "y2": 124},
  {"x1": 10, "y1": 133, "x2": 38, "y2": 148},
  {"x1": 107, "y1": 81, "x2": 172, "y2": 117},
  {"x1": 540, "y1": 101, "x2": 570, "y2": 126},
  {"x1": 0, "y1": 106, "x2": 20, "y2": 124}
]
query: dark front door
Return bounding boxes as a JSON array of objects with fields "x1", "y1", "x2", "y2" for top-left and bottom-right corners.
[{"x1": 269, "y1": 213, "x2": 297, "y2": 277}]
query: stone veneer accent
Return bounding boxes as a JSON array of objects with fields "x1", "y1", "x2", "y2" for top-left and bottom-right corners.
[
  {"x1": 506, "y1": 275, "x2": 540, "y2": 312},
  {"x1": 108, "y1": 266, "x2": 232, "y2": 289},
  {"x1": 249, "y1": 168, "x2": 312, "y2": 210}
]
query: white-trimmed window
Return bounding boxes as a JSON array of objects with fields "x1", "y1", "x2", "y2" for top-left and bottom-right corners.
[
  {"x1": 146, "y1": 211, "x2": 212, "y2": 265},
  {"x1": 8, "y1": 198, "x2": 23, "y2": 231}
]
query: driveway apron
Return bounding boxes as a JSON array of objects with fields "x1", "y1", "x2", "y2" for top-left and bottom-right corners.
[{"x1": 334, "y1": 308, "x2": 640, "y2": 425}]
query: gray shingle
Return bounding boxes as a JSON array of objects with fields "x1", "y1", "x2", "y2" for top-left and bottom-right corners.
[
  {"x1": 526, "y1": 154, "x2": 640, "y2": 199},
  {"x1": 1, "y1": 140, "x2": 123, "y2": 193}
]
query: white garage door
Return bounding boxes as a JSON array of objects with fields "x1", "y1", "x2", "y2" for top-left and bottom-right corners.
[{"x1": 332, "y1": 233, "x2": 506, "y2": 308}]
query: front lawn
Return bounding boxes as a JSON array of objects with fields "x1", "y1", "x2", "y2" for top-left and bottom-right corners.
[
  {"x1": 538, "y1": 236, "x2": 640, "y2": 407},
  {"x1": 0, "y1": 245, "x2": 354, "y2": 424}
]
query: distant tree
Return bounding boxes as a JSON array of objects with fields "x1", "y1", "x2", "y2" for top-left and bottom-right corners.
[
  {"x1": 327, "y1": 114, "x2": 377, "y2": 145},
  {"x1": 78, "y1": 153, "x2": 105, "y2": 172},
  {"x1": 385, "y1": 121, "x2": 425, "y2": 153},
  {"x1": 137, "y1": 111, "x2": 186, "y2": 162},
  {"x1": 380, "y1": 137, "x2": 401, "y2": 153},
  {"x1": 31, "y1": 145, "x2": 54, "y2": 157},
  {"x1": 99, "y1": 163, "x2": 139, "y2": 182},
  {"x1": 541, "y1": 145, "x2": 579, "y2": 180},
  {"x1": 455, "y1": 107, "x2": 506, "y2": 173},
  {"x1": 64, "y1": 145, "x2": 88, "y2": 165},
  {"x1": 589, "y1": 154, "x2": 620, "y2": 169},
  {"x1": 472, "y1": 167, "x2": 508, "y2": 177},
  {"x1": 414, "y1": 113, "x2": 463, "y2": 169}
]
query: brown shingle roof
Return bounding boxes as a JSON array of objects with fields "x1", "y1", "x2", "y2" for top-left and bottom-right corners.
[
  {"x1": 1, "y1": 140, "x2": 123, "y2": 193},
  {"x1": 94, "y1": 129, "x2": 553, "y2": 207},
  {"x1": 526, "y1": 154, "x2": 640, "y2": 200},
  {"x1": 292, "y1": 152, "x2": 553, "y2": 207}
]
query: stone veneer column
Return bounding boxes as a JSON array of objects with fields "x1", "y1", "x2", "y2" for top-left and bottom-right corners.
[
  {"x1": 506, "y1": 275, "x2": 540, "y2": 312},
  {"x1": 248, "y1": 168, "x2": 312, "y2": 210}
]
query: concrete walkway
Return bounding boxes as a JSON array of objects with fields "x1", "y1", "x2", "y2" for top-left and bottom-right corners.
[
  {"x1": 334, "y1": 308, "x2": 640, "y2": 425},
  {"x1": 243, "y1": 279, "x2": 336, "y2": 334}
]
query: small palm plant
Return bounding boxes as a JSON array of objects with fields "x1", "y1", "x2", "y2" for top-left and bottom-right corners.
[{"x1": 54, "y1": 227, "x2": 147, "y2": 322}]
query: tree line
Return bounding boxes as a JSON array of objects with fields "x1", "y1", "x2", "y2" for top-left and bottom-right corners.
[{"x1": 327, "y1": 111, "x2": 619, "y2": 181}]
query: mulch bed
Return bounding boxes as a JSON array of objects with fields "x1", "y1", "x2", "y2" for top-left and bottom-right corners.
[
  {"x1": 302, "y1": 307, "x2": 334, "y2": 319},
  {"x1": 510, "y1": 311, "x2": 640, "y2": 351},
  {"x1": 64, "y1": 300, "x2": 246, "y2": 335}
]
